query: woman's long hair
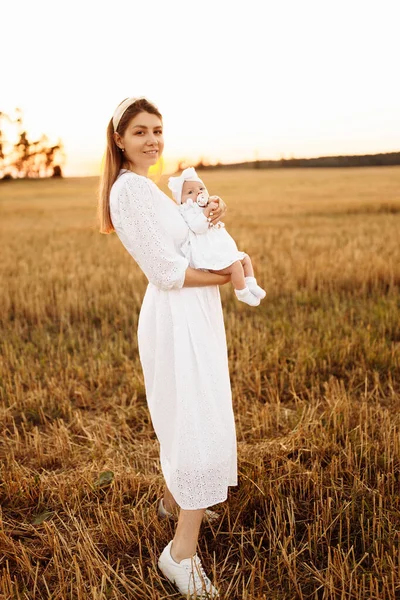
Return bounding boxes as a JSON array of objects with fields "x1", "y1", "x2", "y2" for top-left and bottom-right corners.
[{"x1": 97, "y1": 98, "x2": 163, "y2": 234}]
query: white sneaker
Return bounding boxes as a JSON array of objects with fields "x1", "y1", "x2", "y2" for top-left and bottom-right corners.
[
  {"x1": 234, "y1": 286, "x2": 260, "y2": 306},
  {"x1": 244, "y1": 276, "x2": 266, "y2": 299},
  {"x1": 158, "y1": 540, "x2": 220, "y2": 599},
  {"x1": 158, "y1": 498, "x2": 221, "y2": 524}
]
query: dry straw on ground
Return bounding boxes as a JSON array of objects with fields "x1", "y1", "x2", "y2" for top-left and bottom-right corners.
[{"x1": 0, "y1": 167, "x2": 399, "y2": 599}]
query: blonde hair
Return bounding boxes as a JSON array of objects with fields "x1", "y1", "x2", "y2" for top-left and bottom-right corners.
[{"x1": 97, "y1": 98, "x2": 163, "y2": 234}]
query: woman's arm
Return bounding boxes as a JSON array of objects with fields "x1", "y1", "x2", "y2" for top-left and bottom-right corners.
[
  {"x1": 114, "y1": 176, "x2": 190, "y2": 291},
  {"x1": 182, "y1": 267, "x2": 230, "y2": 287}
]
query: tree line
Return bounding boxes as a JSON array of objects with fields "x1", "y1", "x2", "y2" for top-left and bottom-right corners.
[
  {"x1": 0, "y1": 108, "x2": 65, "y2": 181},
  {"x1": 189, "y1": 151, "x2": 400, "y2": 172}
]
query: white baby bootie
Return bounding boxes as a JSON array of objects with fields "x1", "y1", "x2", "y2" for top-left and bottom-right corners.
[
  {"x1": 235, "y1": 286, "x2": 260, "y2": 306},
  {"x1": 245, "y1": 276, "x2": 266, "y2": 299}
]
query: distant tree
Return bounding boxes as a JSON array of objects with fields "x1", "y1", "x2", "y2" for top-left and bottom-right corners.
[
  {"x1": 52, "y1": 165, "x2": 63, "y2": 178},
  {"x1": 194, "y1": 156, "x2": 208, "y2": 170},
  {"x1": 0, "y1": 108, "x2": 65, "y2": 180},
  {"x1": 177, "y1": 160, "x2": 188, "y2": 171}
]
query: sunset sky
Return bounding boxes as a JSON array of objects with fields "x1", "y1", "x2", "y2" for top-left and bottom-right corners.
[{"x1": 2, "y1": 0, "x2": 399, "y2": 177}]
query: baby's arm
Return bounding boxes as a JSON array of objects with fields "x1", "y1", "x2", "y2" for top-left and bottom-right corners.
[{"x1": 180, "y1": 201, "x2": 219, "y2": 234}]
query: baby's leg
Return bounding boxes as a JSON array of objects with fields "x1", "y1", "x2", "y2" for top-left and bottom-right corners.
[
  {"x1": 240, "y1": 253, "x2": 266, "y2": 299},
  {"x1": 210, "y1": 262, "x2": 260, "y2": 306},
  {"x1": 241, "y1": 253, "x2": 254, "y2": 278},
  {"x1": 209, "y1": 261, "x2": 246, "y2": 290}
]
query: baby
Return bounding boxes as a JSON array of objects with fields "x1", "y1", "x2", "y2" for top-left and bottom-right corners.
[{"x1": 168, "y1": 167, "x2": 266, "y2": 306}]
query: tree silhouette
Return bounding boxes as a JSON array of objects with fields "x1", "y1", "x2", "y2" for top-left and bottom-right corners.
[
  {"x1": 0, "y1": 108, "x2": 65, "y2": 180},
  {"x1": 177, "y1": 160, "x2": 188, "y2": 171},
  {"x1": 193, "y1": 156, "x2": 209, "y2": 170}
]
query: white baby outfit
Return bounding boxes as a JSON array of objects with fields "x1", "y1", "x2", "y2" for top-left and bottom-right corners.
[
  {"x1": 178, "y1": 198, "x2": 246, "y2": 270},
  {"x1": 168, "y1": 167, "x2": 265, "y2": 307},
  {"x1": 109, "y1": 169, "x2": 238, "y2": 510}
]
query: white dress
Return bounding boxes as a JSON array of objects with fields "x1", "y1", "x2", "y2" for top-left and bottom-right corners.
[
  {"x1": 109, "y1": 169, "x2": 238, "y2": 510},
  {"x1": 178, "y1": 198, "x2": 246, "y2": 270}
]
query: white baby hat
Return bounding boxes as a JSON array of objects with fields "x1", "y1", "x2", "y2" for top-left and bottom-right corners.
[{"x1": 168, "y1": 167, "x2": 204, "y2": 205}]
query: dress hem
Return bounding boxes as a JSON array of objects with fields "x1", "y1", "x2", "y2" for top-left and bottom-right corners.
[{"x1": 174, "y1": 482, "x2": 238, "y2": 511}]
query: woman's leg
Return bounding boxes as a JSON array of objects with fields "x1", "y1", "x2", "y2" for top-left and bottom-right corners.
[
  {"x1": 170, "y1": 508, "x2": 206, "y2": 562},
  {"x1": 162, "y1": 482, "x2": 205, "y2": 561},
  {"x1": 163, "y1": 482, "x2": 179, "y2": 513}
]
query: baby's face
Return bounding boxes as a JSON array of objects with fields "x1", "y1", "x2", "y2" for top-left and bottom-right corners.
[{"x1": 181, "y1": 179, "x2": 208, "y2": 203}]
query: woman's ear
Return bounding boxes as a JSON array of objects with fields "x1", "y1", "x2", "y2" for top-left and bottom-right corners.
[{"x1": 113, "y1": 132, "x2": 121, "y2": 148}]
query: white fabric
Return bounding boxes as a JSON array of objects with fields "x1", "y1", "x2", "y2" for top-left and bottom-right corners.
[
  {"x1": 112, "y1": 96, "x2": 147, "y2": 132},
  {"x1": 109, "y1": 169, "x2": 238, "y2": 509},
  {"x1": 179, "y1": 198, "x2": 246, "y2": 270},
  {"x1": 167, "y1": 167, "x2": 204, "y2": 205}
]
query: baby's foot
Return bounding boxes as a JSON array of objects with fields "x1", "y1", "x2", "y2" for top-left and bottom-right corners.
[
  {"x1": 245, "y1": 276, "x2": 266, "y2": 299},
  {"x1": 235, "y1": 286, "x2": 260, "y2": 306}
]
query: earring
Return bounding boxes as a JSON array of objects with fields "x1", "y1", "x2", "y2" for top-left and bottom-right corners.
[{"x1": 121, "y1": 148, "x2": 125, "y2": 152}]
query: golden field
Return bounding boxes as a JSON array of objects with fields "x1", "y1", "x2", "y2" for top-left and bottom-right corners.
[{"x1": 0, "y1": 167, "x2": 399, "y2": 599}]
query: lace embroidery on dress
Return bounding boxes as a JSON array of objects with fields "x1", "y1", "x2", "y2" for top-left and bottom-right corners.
[{"x1": 110, "y1": 171, "x2": 238, "y2": 510}]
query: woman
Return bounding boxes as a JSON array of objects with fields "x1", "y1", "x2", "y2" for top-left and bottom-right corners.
[{"x1": 98, "y1": 96, "x2": 237, "y2": 599}]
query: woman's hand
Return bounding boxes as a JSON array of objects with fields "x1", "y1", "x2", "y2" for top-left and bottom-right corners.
[
  {"x1": 207, "y1": 195, "x2": 227, "y2": 226},
  {"x1": 203, "y1": 201, "x2": 219, "y2": 219}
]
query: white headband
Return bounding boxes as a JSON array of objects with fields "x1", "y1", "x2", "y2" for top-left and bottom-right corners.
[
  {"x1": 112, "y1": 96, "x2": 147, "y2": 132},
  {"x1": 168, "y1": 167, "x2": 204, "y2": 205}
]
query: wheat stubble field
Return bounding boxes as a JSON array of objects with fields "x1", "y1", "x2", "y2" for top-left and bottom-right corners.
[{"x1": 0, "y1": 167, "x2": 399, "y2": 600}]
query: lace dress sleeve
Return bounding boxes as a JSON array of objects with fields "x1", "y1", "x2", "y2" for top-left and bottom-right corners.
[{"x1": 114, "y1": 176, "x2": 189, "y2": 291}]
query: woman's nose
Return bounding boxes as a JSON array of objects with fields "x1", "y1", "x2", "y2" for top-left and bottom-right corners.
[{"x1": 148, "y1": 133, "x2": 158, "y2": 145}]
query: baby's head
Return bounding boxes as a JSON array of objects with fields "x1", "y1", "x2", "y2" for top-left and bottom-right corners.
[
  {"x1": 181, "y1": 179, "x2": 208, "y2": 204},
  {"x1": 168, "y1": 167, "x2": 208, "y2": 205}
]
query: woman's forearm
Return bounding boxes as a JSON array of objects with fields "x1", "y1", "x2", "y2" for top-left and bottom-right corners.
[{"x1": 182, "y1": 266, "x2": 230, "y2": 287}]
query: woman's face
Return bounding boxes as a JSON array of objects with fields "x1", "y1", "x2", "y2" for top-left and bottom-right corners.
[{"x1": 115, "y1": 111, "x2": 164, "y2": 173}]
